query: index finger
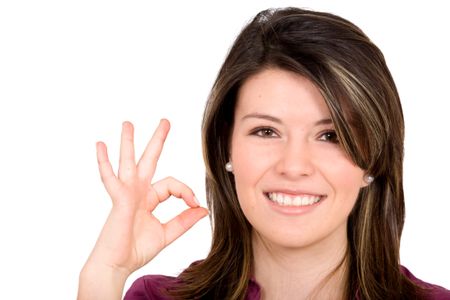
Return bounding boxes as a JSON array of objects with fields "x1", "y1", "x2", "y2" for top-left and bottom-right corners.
[{"x1": 137, "y1": 119, "x2": 170, "y2": 180}]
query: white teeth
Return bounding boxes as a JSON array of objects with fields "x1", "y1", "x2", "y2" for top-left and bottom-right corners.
[
  {"x1": 267, "y1": 192, "x2": 321, "y2": 207},
  {"x1": 277, "y1": 193, "x2": 284, "y2": 204}
]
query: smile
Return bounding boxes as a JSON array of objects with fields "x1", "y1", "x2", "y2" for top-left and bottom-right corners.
[{"x1": 266, "y1": 192, "x2": 323, "y2": 207}]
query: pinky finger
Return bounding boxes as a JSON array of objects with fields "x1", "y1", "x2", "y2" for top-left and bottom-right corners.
[
  {"x1": 96, "y1": 142, "x2": 118, "y2": 194},
  {"x1": 162, "y1": 207, "x2": 209, "y2": 246}
]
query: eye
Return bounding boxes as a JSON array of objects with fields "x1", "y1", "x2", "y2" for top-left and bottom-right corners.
[
  {"x1": 318, "y1": 131, "x2": 339, "y2": 144},
  {"x1": 251, "y1": 127, "x2": 279, "y2": 138}
]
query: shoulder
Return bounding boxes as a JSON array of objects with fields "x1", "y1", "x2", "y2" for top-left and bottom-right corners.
[
  {"x1": 401, "y1": 266, "x2": 450, "y2": 299},
  {"x1": 123, "y1": 274, "x2": 178, "y2": 300}
]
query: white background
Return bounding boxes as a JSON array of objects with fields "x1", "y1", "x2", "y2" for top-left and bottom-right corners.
[{"x1": 0, "y1": 0, "x2": 449, "y2": 298}]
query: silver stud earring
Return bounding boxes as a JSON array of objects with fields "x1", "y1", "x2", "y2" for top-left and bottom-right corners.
[
  {"x1": 225, "y1": 161, "x2": 233, "y2": 172},
  {"x1": 364, "y1": 174, "x2": 374, "y2": 184}
]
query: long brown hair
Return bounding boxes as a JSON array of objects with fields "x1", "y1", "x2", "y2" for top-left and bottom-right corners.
[{"x1": 169, "y1": 7, "x2": 424, "y2": 299}]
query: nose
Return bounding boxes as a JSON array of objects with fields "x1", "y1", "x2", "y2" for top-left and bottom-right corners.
[{"x1": 274, "y1": 139, "x2": 314, "y2": 179}]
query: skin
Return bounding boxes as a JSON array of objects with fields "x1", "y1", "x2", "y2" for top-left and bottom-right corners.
[
  {"x1": 77, "y1": 120, "x2": 208, "y2": 300},
  {"x1": 230, "y1": 68, "x2": 369, "y2": 299},
  {"x1": 78, "y1": 68, "x2": 371, "y2": 299}
]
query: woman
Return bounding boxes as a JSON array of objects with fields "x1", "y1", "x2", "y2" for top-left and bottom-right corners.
[{"x1": 78, "y1": 7, "x2": 450, "y2": 299}]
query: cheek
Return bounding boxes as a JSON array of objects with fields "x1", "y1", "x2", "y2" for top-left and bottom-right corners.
[
  {"x1": 231, "y1": 137, "x2": 276, "y2": 202},
  {"x1": 232, "y1": 134, "x2": 266, "y2": 175},
  {"x1": 317, "y1": 153, "x2": 364, "y2": 200},
  {"x1": 233, "y1": 151, "x2": 273, "y2": 174}
]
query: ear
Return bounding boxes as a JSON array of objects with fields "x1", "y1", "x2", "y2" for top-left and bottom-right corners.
[{"x1": 361, "y1": 179, "x2": 369, "y2": 188}]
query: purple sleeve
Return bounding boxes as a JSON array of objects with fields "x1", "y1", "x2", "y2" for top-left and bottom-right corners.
[
  {"x1": 123, "y1": 275, "x2": 177, "y2": 300},
  {"x1": 401, "y1": 266, "x2": 450, "y2": 299},
  {"x1": 124, "y1": 273, "x2": 262, "y2": 300}
]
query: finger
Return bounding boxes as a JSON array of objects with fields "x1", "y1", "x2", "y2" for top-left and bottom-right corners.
[
  {"x1": 162, "y1": 207, "x2": 209, "y2": 246},
  {"x1": 118, "y1": 121, "x2": 136, "y2": 180},
  {"x1": 137, "y1": 119, "x2": 170, "y2": 181},
  {"x1": 96, "y1": 141, "x2": 118, "y2": 195},
  {"x1": 152, "y1": 176, "x2": 200, "y2": 208}
]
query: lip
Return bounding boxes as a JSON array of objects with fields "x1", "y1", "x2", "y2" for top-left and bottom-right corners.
[
  {"x1": 264, "y1": 189, "x2": 326, "y2": 199},
  {"x1": 263, "y1": 191, "x2": 326, "y2": 215}
]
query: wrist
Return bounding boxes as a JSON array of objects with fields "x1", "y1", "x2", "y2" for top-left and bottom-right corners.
[{"x1": 78, "y1": 262, "x2": 130, "y2": 300}]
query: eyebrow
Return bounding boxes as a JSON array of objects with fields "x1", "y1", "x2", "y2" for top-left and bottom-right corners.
[
  {"x1": 242, "y1": 113, "x2": 282, "y2": 123},
  {"x1": 241, "y1": 113, "x2": 333, "y2": 126},
  {"x1": 314, "y1": 118, "x2": 333, "y2": 126}
]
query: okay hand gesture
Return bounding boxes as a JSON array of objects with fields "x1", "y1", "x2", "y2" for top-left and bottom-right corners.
[{"x1": 82, "y1": 120, "x2": 208, "y2": 283}]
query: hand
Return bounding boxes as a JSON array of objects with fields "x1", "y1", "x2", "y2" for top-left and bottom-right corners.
[{"x1": 79, "y1": 119, "x2": 208, "y2": 298}]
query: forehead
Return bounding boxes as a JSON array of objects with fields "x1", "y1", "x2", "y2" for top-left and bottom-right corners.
[{"x1": 235, "y1": 68, "x2": 331, "y2": 121}]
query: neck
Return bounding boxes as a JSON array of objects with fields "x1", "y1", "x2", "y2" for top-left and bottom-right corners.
[{"x1": 252, "y1": 230, "x2": 348, "y2": 300}]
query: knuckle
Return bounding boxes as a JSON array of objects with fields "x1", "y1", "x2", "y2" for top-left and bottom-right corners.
[{"x1": 167, "y1": 175, "x2": 175, "y2": 181}]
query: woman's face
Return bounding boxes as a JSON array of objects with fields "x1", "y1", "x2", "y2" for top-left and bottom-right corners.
[{"x1": 230, "y1": 68, "x2": 368, "y2": 249}]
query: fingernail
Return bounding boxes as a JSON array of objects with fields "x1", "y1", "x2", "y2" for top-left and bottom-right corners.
[{"x1": 193, "y1": 196, "x2": 200, "y2": 206}]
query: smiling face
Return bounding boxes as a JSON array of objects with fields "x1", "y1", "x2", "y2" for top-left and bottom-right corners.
[{"x1": 230, "y1": 68, "x2": 368, "y2": 249}]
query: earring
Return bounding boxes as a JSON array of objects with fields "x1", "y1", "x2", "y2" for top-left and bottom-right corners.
[
  {"x1": 225, "y1": 161, "x2": 233, "y2": 172},
  {"x1": 364, "y1": 174, "x2": 374, "y2": 184}
]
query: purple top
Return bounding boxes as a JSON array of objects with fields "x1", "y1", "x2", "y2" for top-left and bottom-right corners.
[{"x1": 124, "y1": 266, "x2": 450, "y2": 299}]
